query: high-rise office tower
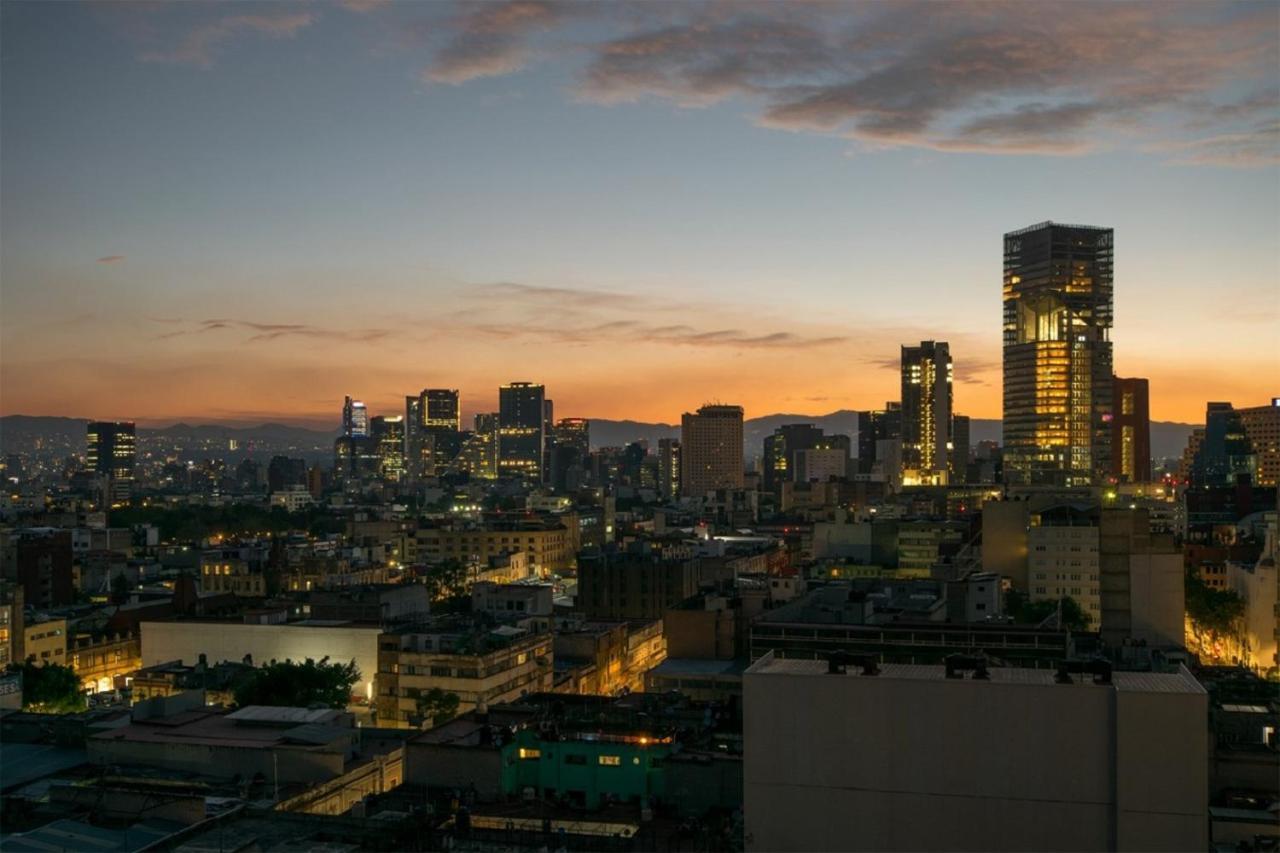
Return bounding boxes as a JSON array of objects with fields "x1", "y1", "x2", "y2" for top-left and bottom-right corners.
[
  {"x1": 950, "y1": 414, "x2": 971, "y2": 485},
  {"x1": 542, "y1": 399, "x2": 555, "y2": 484},
  {"x1": 420, "y1": 389, "x2": 461, "y2": 471},
  {"x1": 1003, "y1": 221, "x2": 1114, "y2": 486},
  {"x1": 554, "y1": 418, "x2": 590, "y2": 457},
  {"x1": 1111, "y1": 377, "x2": 1151, "y2": 483},
  {"x1": 342, "y1": 396, "x2": 369, "y2": 438},
  {"x1": 658, "y1": 438, "x2": 681, "y2": 500},
  {"x1": 1237, "y1": 398, "x2": 1280, "y2": 487},
  {"x1": 550, "y1": 418, "x2": 590, "y2": 493},
  {"x1": 457, "y1": 413, "x2": 499, "y2": 480},
  {"x1": 498, "y1": 382, "x2": 546, "y2": 480},
  {"x1": 371, "y1": 415, "x2": 406, "y2": 482},
  {"x1": 763, "y1": 425, "x2": 850, "y2": 492},
  {"x1": 857, "y1": 404, "x2": 901, "y2": 476},
  {"x1": 404, "y1": 395, "x2": 424, "y2": 479},
  {"x1": 1191, "y1": 402, "x2": 1257, "y2": 486},
  {"x1": 901, "y1": 341, "x2": 952, "y2": 485},
  {"x1": 680, "y1": 404, "x2": 744, "y2": 497},
  {"x1": 86, "y1": 421, "x2": 136, "y2": 506}
]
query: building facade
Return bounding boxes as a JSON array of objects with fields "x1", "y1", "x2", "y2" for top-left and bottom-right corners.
[
  {"x1": 86, "y1": 421, "x2": 136, "y2": 506},
  {"x1": 1111, "y1": 377, "x2": 1151, "y2": 483},
  {"x1": 900, "y1": 341, "x2": 952, "y2": 485},
  {"x1": 498, "y1": 382, "x2": 546, "y2": 480},
  {"x1": 680, "y1": 405, "x2": 744, "y2": 497},
  {"x1": 1003, "y1": 222, "x2": 1114, "y2": 487}
]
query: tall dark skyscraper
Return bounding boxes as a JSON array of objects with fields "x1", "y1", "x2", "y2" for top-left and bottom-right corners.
[
  {"x1": 342, "y1": 396, "x2": 369, "y2": 438},
  {"x1": 856, "y1": 404, "x2": 901, "y2": 476},
  {"x1": 498, "y1": 382, "x2": 546, "y2": 480},
  {"x1": 1111, "y1": 377, "x2": 1151, "y2": 483},
  {"x1": 950, "y1": 414, "x2": 971, "y2": 484},
  {"x1": 421, "y1": 389, "x2": 462, "y2": 471},
  {"x1": 1003, "y1": 221, "x2": 1114, "y2": 486},
  {"x1": 86, "y1": 421, "x2": 136, "y2": 505},
  {"x1": 900, "y1": 340, "x2": 952, "y2": 485}
]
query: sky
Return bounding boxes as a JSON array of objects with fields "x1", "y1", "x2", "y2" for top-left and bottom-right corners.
[{"x1": 1, "y1": 0, "x2": 1277, "y2": 428}]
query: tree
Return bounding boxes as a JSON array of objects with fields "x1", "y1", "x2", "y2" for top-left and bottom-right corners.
[
  {"x1": 9, "y1": 660, "x2": 87, "y2": 714},
  {"x1": 1184, "y1": 568, "x2": 1245, "y2": 661},
  {"x1": 1007, "y1": 591, "x2": 1092, "y2": 631},
  {"x1": 424, "y1": 559, "x2": 468, "y2": 602},
  {"x1": 415, "y1": 688, "x2": 460, "y2": 729},
  {"x1": 233, "y1": 657, "x2": 359, "y2": 709}
]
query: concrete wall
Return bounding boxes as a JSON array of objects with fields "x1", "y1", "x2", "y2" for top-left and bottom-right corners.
[
  {"x1": 1126, "y1": 552, "x2": 1185, "y2": 648},
  {"x1": 743, "y1": 662, "x2": 1207, "y2": 852},
  {"x1": 140, "y1": 621, "x2": 382, "y2": 700}
]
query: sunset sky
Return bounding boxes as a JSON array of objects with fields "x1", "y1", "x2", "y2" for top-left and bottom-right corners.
[{"x1": 2, "y1": 0, "x2": 1277, "y2": 428}]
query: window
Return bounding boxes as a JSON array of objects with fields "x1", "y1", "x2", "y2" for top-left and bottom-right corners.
[
  {"x1": 565, "y1": 754, "x2": 587, "y2": 765},
  {"x1": 518, "y1": 748, "x2": 541, "y2": 760},
  {"x1": 598, "y1": 755, "x2": 621, "y2": 766}
]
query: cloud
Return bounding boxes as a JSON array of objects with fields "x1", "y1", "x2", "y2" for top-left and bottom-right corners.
[
  {"x1": 96, "y1": 255, "x2": 126, "y2": 264},
  {"x1": 150, "y1": 317, "x2": 390, "y2": 344},
  {"x1": 1150, "y1": 120, "x2": 1280, "y2": 168},
  {"x1": 140, "y1": 11, "x2": 315, "y2": 67},
  {"x1": 424, "y1": 1, "x2": 572, "y2": 84},
  {"x1": 337, "y1": 0, "x2": 391, "y2": 12},
  {"x1": 463, "y1": 319, "x2": 847, "y2": 350},
  {"x1": 470, "y1": 281, "x2": 640, "y2": 308},
  {"x1": 564, "y1": 2, "x2": 1280, "y2": 163}
]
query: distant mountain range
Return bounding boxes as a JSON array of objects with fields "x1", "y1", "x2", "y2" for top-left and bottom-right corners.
[{"x1": 1, "y1": 412, "x2": 1198, "y2": 460}]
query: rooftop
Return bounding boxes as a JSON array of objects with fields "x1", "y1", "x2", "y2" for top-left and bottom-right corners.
[{"x1": 746, "y1": 657, "x2": 1206, "y2": 695}]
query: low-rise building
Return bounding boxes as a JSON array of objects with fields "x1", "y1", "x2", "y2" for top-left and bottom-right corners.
[{"x1": 376, "y1": 618, "x2": 553, "y2": 728}]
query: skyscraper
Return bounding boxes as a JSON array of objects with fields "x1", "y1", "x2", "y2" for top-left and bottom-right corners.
[
  {"x1": 1191, "y1": 402, "x2": 1256, "y2": 486},
  {"x1": 1003, "y1": 221, "x2": 1114, "y2": 486},
  {"x1": 342, "y1": 396, "x2": 369, "y2": 438},
  {"x1": 900, "y1": 341, "x2": 952, "y2": 485},
  {"x1": 371, "y1": 415, "x2": 406, "y2": 482},
  {"x1": 856, "y1": 404, "x2": 901, "y2": 476},
  {"x1": 457, "y1": 413, "x2": 499, "y2": 480},
  {"x1": 1237, "y1": 398, "x2": 1280, "y2": 487},
  {"x1": 680, "y1": 404, "x2": 744, "y2": 497},
  {"x1": 421, "y1": 389, "x2": 461, "y2": 471},
  {"x1": 86, "y1": 421, "x2": 136, "y2": 506},
  {"x1": 1111, "y1": 377, "x2": 1151, "y2": 483},
  {"x1": 950, "y1": 414, "x2": 971, "y2": 485},
  {"x1": 551, "y1": 418, "x2": 590, "y2": 493},
  {"x1": 498, "y1": 382, "x2": 546, "y2": 480},
  {"x1": 763, "y1": 424, "x2": 850, "y2": 493},
  {"x1": 404, "y1": 395, "x2": 424, "y2": 479},
  {"x1": 658, "y1": 438, "x2": 681, "y2": 500}
]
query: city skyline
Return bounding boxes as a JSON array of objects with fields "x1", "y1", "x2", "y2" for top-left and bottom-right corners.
[{"x1": 2, "y1": 1, "x2": 1278, "y2": 426}]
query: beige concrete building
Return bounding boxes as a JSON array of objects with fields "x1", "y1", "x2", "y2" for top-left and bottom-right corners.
[
  {"x1": 744, "y1": 655, "x2": 1208, "y2": 852},
  {"x1": 407, "y1": 517, "x2": 573, "y2": 577},
  {"x1": 376, "y1": 623, "x2": 552, "y2": 728},
  {"x1": 23, "y1": 617, "x2": 68, "y2": 667},
  {"x1": 199, "y1": 556, "x2": 266, "y2": 597},
  {"x1": 680, "y1": 404, "x2": 744, "y2": 497},
  {"x1": 1028, "y1": 509, "x2": 1102, "y2": 624}
]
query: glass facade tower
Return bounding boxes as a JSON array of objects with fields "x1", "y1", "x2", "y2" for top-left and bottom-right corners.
[{"x1": 1003, "y1": 221, "x2": 1114, "y2": 486}]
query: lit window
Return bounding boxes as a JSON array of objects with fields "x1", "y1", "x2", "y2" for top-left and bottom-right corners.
[
  {"x1": 598, "y1": 755, "x2": 621, "y2": 766},
  {"x1": 518, "y1": 748, "x2": 541, "y2": 760}
]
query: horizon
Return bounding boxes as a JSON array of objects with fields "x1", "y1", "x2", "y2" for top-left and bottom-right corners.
[{"x1": 2, "y1": 1, "x2": 1278, "y2": 425}]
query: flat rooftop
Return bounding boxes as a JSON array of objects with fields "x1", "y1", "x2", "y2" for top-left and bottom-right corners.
[{"x1": 745, "y1": 657, "x2": 1206, "y2": 695}]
